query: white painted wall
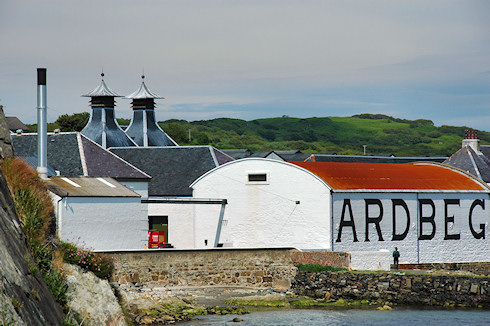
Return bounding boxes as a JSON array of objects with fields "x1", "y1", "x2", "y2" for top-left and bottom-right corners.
[
  {"x1": 350, "y1": 250, "x2": 392, "y2": 271},
  {"x1": 192, "y1": 159, "x2": 332, "y2": 249},
  {"x1": 148, "y1": 202, "x2": 195, "y2": 248},
  {"x1": 58, "y1": 197, "x2": 148, "y2": 251},
  {"x1": 119, "y1": 180, "x2": 149, "y2": 199},
  {"x1": 332, "y1": 192, "x2": 489, "y2": 263}
]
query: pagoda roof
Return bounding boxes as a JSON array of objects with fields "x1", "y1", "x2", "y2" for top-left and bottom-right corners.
[
  {"x1": 125, "y1": 76, "x2": 164, "y2": 99},
  {"x1": 82, "y1": 74, "x2": 122, "y2": 97}
]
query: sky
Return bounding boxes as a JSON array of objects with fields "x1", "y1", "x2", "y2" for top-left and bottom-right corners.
[{"x1": 1, "y1": 0, "x2": 489, "y2": 131}]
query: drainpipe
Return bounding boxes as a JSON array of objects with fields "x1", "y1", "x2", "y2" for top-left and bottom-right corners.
[
  {"x1": 214, "y1": 199, "x2": 228, "y2": 247},
  {"x1": 37, "y1": 68, "x2": 48, "y2": 179}
]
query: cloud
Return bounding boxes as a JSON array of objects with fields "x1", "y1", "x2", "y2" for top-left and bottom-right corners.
[{"x1": 1, "y1": 0, "x2": 489, "y2": 133}]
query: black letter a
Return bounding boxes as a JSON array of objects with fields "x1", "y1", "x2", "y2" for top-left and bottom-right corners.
[{"x1": 336, "y1": 199, "x2": 359, "y2": 242}]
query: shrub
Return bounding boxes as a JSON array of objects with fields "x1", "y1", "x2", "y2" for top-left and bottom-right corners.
[{"x1": 61, "y1": 242, "x2": 115, "y2": 280}]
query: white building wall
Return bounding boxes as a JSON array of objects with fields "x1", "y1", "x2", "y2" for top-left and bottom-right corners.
[
  {"x1": 350, "y1": 250, "x2": 392, "y2": 271},
  {"x1": 119, "y1": 180, "x2": 149, "y2": 199},
  {"x1": 192, "y1": 159, "x2": 332, "y2": 249},
  {"x1": 148, "y1": 202, "x2": 195, "y2": 248},
  {"x1": 332, "y1": 192, "x2": 489, "y2": 263},
  {"x1": 59, "y1": 197, "x2": 148, "y2": 251}
]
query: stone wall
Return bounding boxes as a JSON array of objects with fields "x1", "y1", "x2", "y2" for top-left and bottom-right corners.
[
  {"x1": 291, "y1": 251, "x2": 350, "y2": 268},
  {"x1": 398, "y1": 262, "x2": 490, "y2": 275},
  {"x1": 107, "y1": 248, "x2": 299, "y2": 288},
  {"x1": 293, "y1": 270, "x2": 489, "y2": 308}
]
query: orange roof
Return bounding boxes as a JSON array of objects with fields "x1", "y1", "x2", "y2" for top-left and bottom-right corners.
[{"x1": 289, "y1": 161, "x2": 487, "y2": 191}]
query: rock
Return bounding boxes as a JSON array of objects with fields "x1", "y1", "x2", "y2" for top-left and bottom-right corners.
[
  {"x1": 377, "y1": 305, "x2": 393, "y2": 311},
  {"x1": 0, "y1": 107, "x2": 14, "y2": 159},
  {"x1": 64, "y1": 263, "x2": 126, "y2": 326},
  {"x1": 232, "y1": 317, "x2": 244, "y2": 322},
  {"x1": 470, "y1": 284, "x2": 479, "y2": 294}
]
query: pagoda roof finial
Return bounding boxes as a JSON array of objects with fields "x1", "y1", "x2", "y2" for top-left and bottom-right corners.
[
  {"x1": 125, "y1": 74, "x2": 164, "y2": 99},
  {"x1": 82, "y1": 72, "x2": 122, "y2": 97}
]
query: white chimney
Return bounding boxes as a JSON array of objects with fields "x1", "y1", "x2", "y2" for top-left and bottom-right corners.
[
  {"x1": 37, "y1": 68, "x2": 48, "y2": 179},
  {"x1": 462, "y1": 129, "x2": 480, "y2": 153}
]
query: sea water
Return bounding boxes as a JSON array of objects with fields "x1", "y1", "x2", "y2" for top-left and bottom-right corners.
[{"x1": 180, "y1": 308, "x2": 490, "y2": 326}]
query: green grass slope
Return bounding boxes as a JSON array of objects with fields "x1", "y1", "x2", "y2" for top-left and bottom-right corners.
[
  {"x1": 30, "y1": 113, "x2": 489, "y2": 157},
  {"x1": 158, "y1": 114, "x2": 489, "y2": 156}
]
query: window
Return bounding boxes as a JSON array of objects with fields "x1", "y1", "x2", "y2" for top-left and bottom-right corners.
[
  {"x1": 248, "y1": 173, "x2": 267, "y2": 182},
  {"x1": 149, "y1": 216, "x2": 168, "y2": 231}
]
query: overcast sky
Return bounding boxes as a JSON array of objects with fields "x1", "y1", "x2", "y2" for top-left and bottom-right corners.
[{"x1": 1, "y1": 0, "x2": 489, "y2": 131}]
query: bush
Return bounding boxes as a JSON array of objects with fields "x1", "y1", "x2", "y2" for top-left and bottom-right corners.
[{"x1": 61, "y1": 242, "x2": 115, "y2": 280}]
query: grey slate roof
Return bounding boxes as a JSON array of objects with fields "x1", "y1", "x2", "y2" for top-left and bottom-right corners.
[
  {"x1": 6, "y1": 117, "x2": 29, "y2": 132},
  {"x1": 80, "y1": 134, "x2": 150, "y2": 179},
  {"x1": 220, "y1": 149, "x2": 252, "y2": 160},
  {"x1": 444, "y1": 146, "x2": 490, "y2": 183},
  {"x1": 481, "y1": 145, "x2": 490, "y2": 160},
  {"x1": 249, "y1": 151, "x2": 273, "y2": 158},
  {"x1": 279, "y1": 153, "x2": 311, "y2": 161},
  {"x1": 13, "y1": 133, "x2": 84, "y2": 176},
  {"x1": 12, "y1": 132, "x2": 150, "y2": 180},
  {"x1": 47, "y1": 176, "x2": 140, "y2": 197},
  {"x1": 110, "y1": 146, "x2": 234, "y2": 196},
  {"x1": 287, "y1": 153, "x2": 447, "y2": 164},
  {"x1": 20, "y1": 154, "x2": 58, "y2": 177}
]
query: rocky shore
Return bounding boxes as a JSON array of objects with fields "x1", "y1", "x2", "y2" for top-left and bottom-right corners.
[
  {"x1": 292, "y1": 270, "x2": 489, "y2": 308},
  {"x1": 114, "y1": 270, "x2": 490, "y2": 325},
  {"x1": 62, "y1": 265, "x2": 490, "y2": 325}
]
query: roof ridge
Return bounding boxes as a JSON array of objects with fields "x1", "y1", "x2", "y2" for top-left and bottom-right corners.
[
  {"x1": 208, "y1": 146, "x2": 219, "y2": 166},
  {"x1": 80, "y1": 133, "x2": 152, "y2": 179},
  {"x1": 77, "y1": 133, "x2": 88, "y2": 176}
]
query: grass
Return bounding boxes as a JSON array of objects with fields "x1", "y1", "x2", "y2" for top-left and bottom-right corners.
[
  {"x1": 295, "y1": 263, "x2": 348, "y2": 273},
  {"x1": 224, "y1": 297, "x2": 289, "y2": 308}
]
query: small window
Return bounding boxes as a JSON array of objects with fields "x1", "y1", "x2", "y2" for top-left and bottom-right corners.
[{"x1": 248, "y1": 173, "x2": 267, "y2": 182}]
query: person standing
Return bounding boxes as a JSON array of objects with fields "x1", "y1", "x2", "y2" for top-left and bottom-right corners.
[{"x1": 393, "y1": 247, "x2": 400, "y2": 270}]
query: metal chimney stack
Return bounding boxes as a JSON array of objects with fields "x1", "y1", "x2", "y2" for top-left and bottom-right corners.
[{"x1": 37, "y1": 68, "x2": 48, "y2": 179}]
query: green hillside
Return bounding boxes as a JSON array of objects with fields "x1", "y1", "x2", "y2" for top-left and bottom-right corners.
[
  {"x1": 158, "y1": 114, "x2": 489, "y2": 156},
  {"x1": 28, "y1": 113, "x2": 489, "y2": 157}
]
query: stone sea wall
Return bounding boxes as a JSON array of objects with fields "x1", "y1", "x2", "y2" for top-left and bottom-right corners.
[
  {"x1": 398, "y1": 262, "x2": 490, "y2": 275},
  {"x1": 293, "y1": 270, "x2": 489, "y2": 308},
  {"x1": 291, "y1": 251, "x2": 350, "y2": 267},
  {"x1": 108, "y1": 249, "x2": 299, "y2": 288}
]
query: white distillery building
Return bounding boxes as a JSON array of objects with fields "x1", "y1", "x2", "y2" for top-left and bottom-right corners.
[
  {"x1": 47, "y1": 176, "x2": 148, "y2": 251},
  {"x1": 188, "y1": 158, "x2": 489, "y2": 264}
]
